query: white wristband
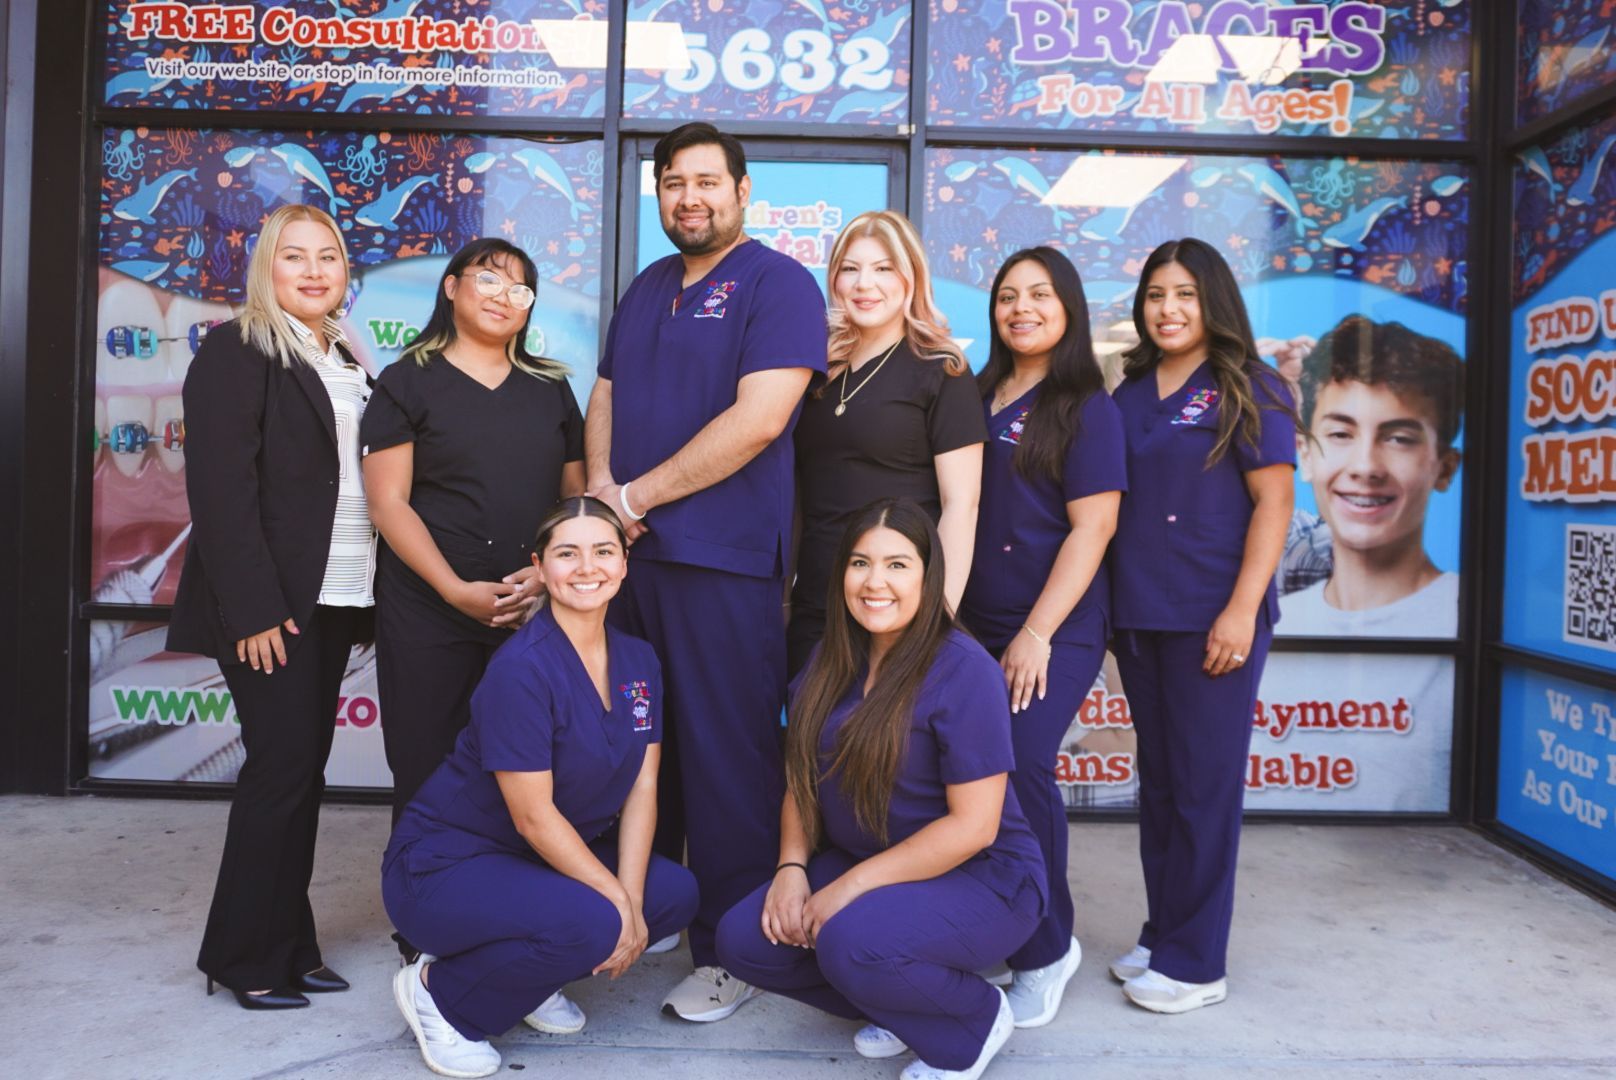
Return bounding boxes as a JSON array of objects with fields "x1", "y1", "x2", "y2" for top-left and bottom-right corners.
[{"x1": 618, "y1": 481, "x2": 646, "y2": 522}]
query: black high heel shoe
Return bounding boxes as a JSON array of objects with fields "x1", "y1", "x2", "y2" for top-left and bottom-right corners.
[
  {"x1": 294, "y1": 965, "x2": 350, "y2": 993},
  {"x1": 206, "y1": 977, "x2": 310, "y2": 1010}
]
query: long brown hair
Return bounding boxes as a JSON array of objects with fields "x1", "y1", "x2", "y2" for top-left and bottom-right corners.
[
  {"x1": 1122, "y1": 238, "x2": 1297, "y2": 466},
  {"x1": 975, "y1": 247, "x2": 1104, "y2": 482},
  {"x1": 786, "y1": 499, "x2": 955, "y2": 849}
]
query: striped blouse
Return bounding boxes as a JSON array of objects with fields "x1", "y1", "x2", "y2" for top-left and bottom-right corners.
[{"x1": 287, "y1": 314, "x2": 377, "y2": 607}]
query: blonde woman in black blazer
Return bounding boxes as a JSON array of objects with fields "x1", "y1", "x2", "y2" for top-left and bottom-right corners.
[{"x1": 168, "y1": 204, "x2": 377, "y2": 1010}]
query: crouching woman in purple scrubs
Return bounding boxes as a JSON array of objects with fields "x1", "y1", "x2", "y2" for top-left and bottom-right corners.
[
  {"x1": 717, "y1": 498, "x2": 1046, "y2": 1080},
  {"x1": 383, "y1": 497, "x2": 698, "y2": 1079}
]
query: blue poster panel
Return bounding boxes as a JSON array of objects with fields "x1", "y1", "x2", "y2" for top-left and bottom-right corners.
[
  {"x1": 636, "y1": 158, "x2": 891, "y2": 284},
  {"x1": 92, "y1": 127, "x2": 604, "y2": 622},
  {"x1": 1504, "y1": 111, "x2": 1616, "y2": 666},
  {"x1": 1517, "y1": 0, "x2": 1616, "y2": 127},
  {"x1": 102, "y1": 1, "x2": 607, "y2": 118},
  {"x1": 1497, "y1": 667, "x2": 1616, "y2": 880},
  {"x1": 622, "y1": 0, "x2": 911, "y2": 124},
  {"x1": 925, "y1": 149, "x2": 1468, "y2": 638},
  {"x1": 927, "y1": 0, "x2": 1470, "y2": 138}
]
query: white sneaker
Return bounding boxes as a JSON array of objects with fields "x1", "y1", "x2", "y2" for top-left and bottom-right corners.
[
  {"x1": 1007, "y1": 936, "x2": 1082, "y2": 1028},
  {"x1": 1109, "y1": 944, "x2": 1151, "y2": 983},
  {"x1": 392, "y1": 960, "x2": 502, "y2": 1079},
  {"x1": 644, "y1": 932, "x2": 680, "y2": 955},
  {"x1": 1122, "y1": 968, "x2": 1228, "y2": 1014},
  {"x1": 899, "y1": 987, "x2": 1013, "y2": 1080},
  {"x1": 661, "y1": 965, "x2": 761, "y2": 1022},
  {"x1": 853, "y1": 1024, "x2": 909, "y2": 1059},
  {"x1": 522, "y1": 989, "x2": 586, "y2": 1034}
]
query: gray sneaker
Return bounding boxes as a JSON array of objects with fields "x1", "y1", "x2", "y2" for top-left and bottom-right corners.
[
  {"x1": 1007, "y1": 936, "x2": 1082, "y2": 1028},
  {"x1": 661, "y1": 966, "x2": 761, "y2": 1022},
  {"x1": 1109, "y1": 944, "x2": 1151, "y2": 983}
]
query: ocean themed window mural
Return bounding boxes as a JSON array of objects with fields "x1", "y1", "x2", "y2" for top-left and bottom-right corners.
[
  {"x1": 101, "y1": 0, "x2": 607, "y2": 119},
  {"x1": 924, "y1": 148, "x2": 1469, "y2": 637},
  {"x1": 926, "y1": 0, "x2": 1470, "y2": 138},
  {"x1": 93, "y1": 126, "x2": 605, "y2": 613},
  {"x1": 1504, "y1": 110, "x2": 1616, "y2": 666},
  {"x1": 1517, "y1": 1, "x2": 1616, "y2": 126},
  {"x1": 620, "y1": 0, "x2": 912, "y2": 124}
]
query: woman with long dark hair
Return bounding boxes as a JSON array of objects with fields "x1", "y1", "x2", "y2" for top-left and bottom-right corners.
[
  {"x1": 717, "y1": 498, "x2": 1046, "y2": 1080},
  {"x1": 385, "y1": 497, "x2": 698, "y2": 1078},
  {"x1": 960, "y1": 247, "x2": 1125, "y2": 1028},
  {"x1": 1108, "y1": 238, "x2": 1297, "y2": 1013},
  {"x1": 168, "y1": 204, "x2": 374, "y2": 1008},
  {"x1": 789, "y1": 210, "x2": 985, "y2": 677}
]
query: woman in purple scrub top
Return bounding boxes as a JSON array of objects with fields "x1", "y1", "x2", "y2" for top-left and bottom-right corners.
[
  {"x1": 960, "y1": 247, "x2": 1126, "y2": 1029},
  {"x1": 1108, "y1": 238, "x2": 1298, "y2": 1014},
  {"x1": 718, "y1": 498, "x2": 1046, "y2": 1080},
  {"x1": 383, "y1": 498, "x2": 698, "y2": 1078}
]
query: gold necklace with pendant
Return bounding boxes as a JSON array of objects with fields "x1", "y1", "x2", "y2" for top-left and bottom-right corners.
[{"x1": 835, "y1": 338, "x2": 902, "y2": 417}]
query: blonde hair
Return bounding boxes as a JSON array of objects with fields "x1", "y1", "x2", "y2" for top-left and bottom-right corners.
[
  {"x1": 825, "y1": 211, "x2": 966, "y2": 379},
  {"x1": 238, "y1": 204, "x2": 351, "y2": 368}
]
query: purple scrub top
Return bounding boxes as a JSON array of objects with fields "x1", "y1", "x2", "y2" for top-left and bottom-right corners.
[
  {"x1": 1110, "y1": 361, "x2": 1296, "y2": 632},
  {"x1": 390, "y1": 605, "x2": 663, "y2": 866},
  {"x1": 961, "y1": 386, "x2": 1128, "y2": 650},
  {"x1": 811, "y1": 630, "x2": 1047, "y2": 906},
  {"x1": 599, "y1": 240, "x2": 828, "y2": 579}
]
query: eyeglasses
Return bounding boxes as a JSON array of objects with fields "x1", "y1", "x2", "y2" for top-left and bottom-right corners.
[
  {"x1": 103, "y1": 319, "x2": 227, "y2": 359},
  {"x1": 464, "y1": 270, "x2": 535, "y2": 311}
]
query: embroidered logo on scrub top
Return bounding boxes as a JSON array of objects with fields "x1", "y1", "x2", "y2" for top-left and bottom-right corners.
[
  {"x1": 619, "y1": 680, "x2": 654, "y2": 731},
  {"x1": 693, "y1": 280, "x2": 738, "y2": 320},
  {"x1": 998, "y1": 405, "x2": 1031, "y2": 445},
  {"x1": 1171, "y1": 387, "x2": 1219, "y2": 426}
]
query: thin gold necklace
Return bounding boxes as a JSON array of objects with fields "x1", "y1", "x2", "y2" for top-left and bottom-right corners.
[{"x1": 835, "y1": 338, "x2": 902, "y2": 417}]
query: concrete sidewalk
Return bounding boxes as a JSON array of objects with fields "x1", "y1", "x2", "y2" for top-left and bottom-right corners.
[{"x1": 3, "y1": 795, "x2": 1614, "y2": 1079}]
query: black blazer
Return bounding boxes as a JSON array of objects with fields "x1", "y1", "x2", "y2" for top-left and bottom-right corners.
[{"x1": 167, "y1": 319, "x2": 374, "y2": 661}]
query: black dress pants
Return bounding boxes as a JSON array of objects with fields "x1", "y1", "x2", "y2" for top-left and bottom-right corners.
[
  {"x1": 374, "y1": 592, "x2": 500, "y2": 823},
  {"x1": 198, "y1": 604, "x2": 363, "y2": 991}
]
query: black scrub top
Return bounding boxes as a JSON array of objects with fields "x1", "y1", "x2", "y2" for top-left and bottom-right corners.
[
  {"x1": 792, "y1": 342, "x2": 986, "y2": 620},
  {"x1": 361, "y1": 354, "x2": 584, "y2": 630}
]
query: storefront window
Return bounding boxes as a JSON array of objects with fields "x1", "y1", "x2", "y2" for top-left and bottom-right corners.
[
  {"x1": 1504, "y1": 110, "x2": 1616, "y2": 665},
  {"x1": 925, "y1": 148, "x2": 1467, "y2": 813},
  {"x1": 1496, "y1": 666, "x2": 1616, "y2": 878},
  {"x1": 100, "y1": 0, "x2": 607, "y2": 119},
  {"x1": 926, "y1": 0, "x2": 1470, "y2": 138},
  {"x1": 86, "y1": 619, "x2": 386, "y2": 785},
  {"x1": 621, "y1": 0, "x2": 912, "y2": 124},
  {"x1": 1516, "y1": 0, "x2": 1616, "y2": 127},
  {"x1": 92, "y1": 127, "x2": 605, "y2": 618}
]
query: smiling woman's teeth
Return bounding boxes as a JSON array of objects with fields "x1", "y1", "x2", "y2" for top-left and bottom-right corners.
[{"x1": 573, "y1": 582, "x2": 602, "y2": 592}]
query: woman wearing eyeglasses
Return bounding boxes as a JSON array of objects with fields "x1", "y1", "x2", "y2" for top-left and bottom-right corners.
[{"x1": 363, "y1": 239, "x2": 585, "y2": 961}]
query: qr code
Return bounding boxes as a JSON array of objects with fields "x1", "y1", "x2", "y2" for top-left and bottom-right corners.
[{"x1": 1565, "y1": 524, "x2": 1616, "y2": 651}]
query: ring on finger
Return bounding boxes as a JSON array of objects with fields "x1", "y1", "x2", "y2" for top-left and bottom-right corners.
[{"x1": 1232, "y1": 653, "x2": 1245, "y2": 663}]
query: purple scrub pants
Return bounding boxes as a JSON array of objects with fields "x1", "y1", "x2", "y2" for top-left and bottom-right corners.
[
  {"x1": 382, "y1": 842, "x2": 698, "y2": 1042},
  {"x1": 607, "y1": 558, "x2": 786, "y2": 967},
  {"x1": 996, "y1": 638, "x2": 1105, "y2": 972},
  {"x1": 716, "y1": 848, "x2": 1041, "y2": 1071},
  {"x1": 1114, "y1": 622, "x2": 1272, "y2": 984}
]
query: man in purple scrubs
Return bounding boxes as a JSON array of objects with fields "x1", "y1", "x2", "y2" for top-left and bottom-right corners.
[{"x1": 585, "y1": 122, "x2": 828, "y2": 1020}]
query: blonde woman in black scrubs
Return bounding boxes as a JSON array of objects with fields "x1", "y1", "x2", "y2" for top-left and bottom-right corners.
[{"x1": 789, "y1": 211, "x2": 985, "y2": 677}]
